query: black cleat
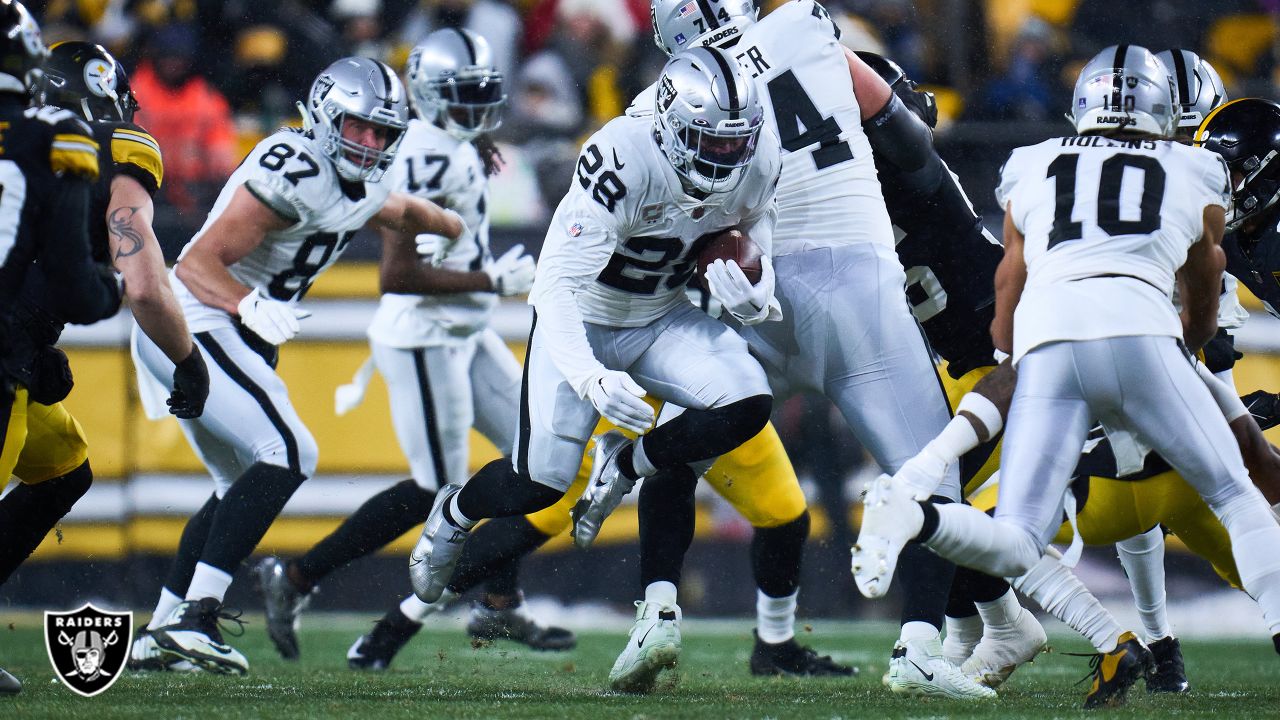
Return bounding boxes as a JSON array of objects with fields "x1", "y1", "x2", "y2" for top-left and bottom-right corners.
[
  {"x1": 1079, "y1": 632, "x2": 1154, "y2": 709},
  {"x1": 0, "y1": 667, "x2": 20, "y2": 696},
  {"x1": 749, "y1": 631, "x2": 856, "y2": 677},
  {"x1": 466, "y1": 595, "x2": 576, "y2": 651},
  {"x1": 1146, "y1": 636, "x2": 1189, "y2": 693},
  {"x1": 347, "y1": 609, "x2": 422, "y2": 671},
  {"x1": 152, "y1": 598, "x2": 249, "y2": 675},
  {"x1": 253, "y1": 556, "x2": 313, "y2": 661}
]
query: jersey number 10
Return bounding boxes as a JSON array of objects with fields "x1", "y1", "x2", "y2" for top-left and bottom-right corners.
[{"x1": 1046, "y1": 153, "x2": 1165, "y2": 248}]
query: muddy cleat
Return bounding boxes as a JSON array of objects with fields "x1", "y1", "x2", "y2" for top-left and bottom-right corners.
[
  {"x1": 0, "y1": 668, "x2": 20, "y2": 696},
  {"x1": 962, "y1": 607, "x2": 1048, "y2": 688},
  {"x1": 1080, "y1": 631, "x2": 1154, "y2": 709},
  {"x1": 347, "y1": 609, "x2": 422, "y2": 671},
  {"x1": 850, "y1": 474, "x2": 923, "y2": 599},
  {"x1": 572, "y1": 431, "x2": 637, "y2": 549},
  {"x1": 886, "y1": 636, "x2": 997, "y2": 699},
  {"x1": 409, "y1": 483, "x2": 469, "y2": 603},
  {"x1": 467, "y1": 595, "x2": 576, "y2": 651},
  {"x1": 253, "y1": 556, "x2": 313, "y2": 660},
  {"x1": 127, "y1": 627, "x2": 196, "y2": 672},
  {"x1": 1145, "y1": 635, "x2": 1189, "y2": 694},
  {"x1": 152, "y1": 598, "x2": 249, "y2": 675},
  {"x1": 609, "y1": 601, "x2": 681, "y2": 693},
  {"x1": 749, "y1": 631, "x2": 855, "y2": 677}
]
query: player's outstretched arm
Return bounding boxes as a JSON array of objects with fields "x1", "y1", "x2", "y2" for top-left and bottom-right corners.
[
  {"x1": 376, "y1": 224, "x2": 491, "y2": 295},
  {"x1": 370, "y1": 192, "x2": 467, "y2": 263},
  {"x1": 175, "y1": 186, "x2": 292, "y2": 314},
  {"x1": 844, "y1": 46, "x2": 893, "y2": 121},
  {"x1": 991, "y1": 204, "x2": 1027, "y2": 355},
  {"x1": 1178, "y1": 205, "x2": 1227, "y2": 353}
]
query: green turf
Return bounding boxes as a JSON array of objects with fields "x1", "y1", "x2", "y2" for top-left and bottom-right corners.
[{"x1": 1, "y1": 615, "x2": 1277, "y2": 719}]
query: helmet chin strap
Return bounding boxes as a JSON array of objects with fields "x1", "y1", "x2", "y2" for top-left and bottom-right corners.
[{"x1": 296, "y1": 101, "x2": 315, "y2": 134}]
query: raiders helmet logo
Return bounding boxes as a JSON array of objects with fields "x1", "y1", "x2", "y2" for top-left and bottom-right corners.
[
  {"x1": 44, "y1": 604, "x2": 132, "y2": 697},
  {"x1": 312, "y1": 75, "x2": 336, "y2": 105},
  {"x1": 658, "y1": 76, "x2": 678, "y2": 113}
]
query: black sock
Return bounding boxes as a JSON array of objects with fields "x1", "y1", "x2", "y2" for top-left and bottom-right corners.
[
  {"x1": 450, "y1": 515, "x2": 551, "y2": 594},
  {"x1": 164, "y1": 493, "x2": 220, "y2": 594},
  {"x1": 200, "y1": 462, "x2": 307, "y2": 573},
  {"x1": 916, "y1": 501, "x2": 940, "y2": 541},
  {"x1": 897, "y1": 495, "x2": 957, "y2": 629},
  {"x1": 0, "y1": 460, "x2": 93, "y2": 584},
  {"x1": 455, "y1": 458, "x2": 562, "y2": 521},
  {"x1": 638, "y1": 466, "x2": 698, "y2": 588},
  {"x1": 949, "y1": 565, "x2": 1011, "y2": 616},
  {"x1": 294, "y1": 479, "x2": 435, "y2": 587},
  {"x1": 637, "y1": 394, "x2": 772, "y2": 470},
  {"x1": 752, "y1": 511, "x2": 811, "y2": 598},
  {"x1": 617, "y1": 444, "x2": 640, "y2": 481}
]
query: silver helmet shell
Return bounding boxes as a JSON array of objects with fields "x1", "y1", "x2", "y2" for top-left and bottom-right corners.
[
  {"x1": 1156, "y1": 48, "x2": 1226, "y2": 137},
  {"x1": 406, "y1": 28, "x2": 505, "y2": 141},
  {"x1": 306, "y1": 56, "x2": 409, "y2": 182},
  {"x1": 1071, "y1": 44, "x2": 1177, "y2": 138},
  {"x1": 651, "y1": 0, "x2": 757, "y2": 56},
  {"x1": 654, "y1": 45, "x2": 764, "y2": 194}
]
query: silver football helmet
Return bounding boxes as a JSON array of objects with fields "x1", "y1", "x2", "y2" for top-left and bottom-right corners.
[
  {"x1": 654, "y1": 45, "x2": 764, "y2": 194},
  {"x1": 1070, "y1": 44, "x2": 1177, "y2": 138},
  {"x1": 303, "y1": 56, "x2": 409, "y2": 182},
  {"x1": 1156, "y1": 48, "x2": 1226, "y2": 137},
  {"x1": 406, "y1": 28, "x2": 505, "y2": 141},
  {"x1": 651, "y1": 0, "x2": 757, "y2": 56}
]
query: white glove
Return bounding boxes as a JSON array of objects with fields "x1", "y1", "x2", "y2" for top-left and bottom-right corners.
[
  {"x1": 334, "y1": 354, "x2": 376, "y2": 416},
  {"x1": 418, "y1": 209, "x2": 471, "y2": 267},
  {"x1": 484, "y1": 244, "x2": 536, "y2": 296},
  {"x1": 237, "y1": 288, "x2": 308, "y2": 345},
  {"x1": 585, "y1": 370, "x2": 654, "y2": 434},
  {"x1": 704, "y1": 256, "x2": 779, "y2": 325}
]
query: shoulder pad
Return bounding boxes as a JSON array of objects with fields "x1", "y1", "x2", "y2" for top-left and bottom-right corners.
[
  {"x1": 107, "y1": 122, "x2": 164, "y2": 192},
  {"x1": 245, "y1": 177, "x2": 302, "y2": 223},
  {"x1": 37, "y1": 108, "x2": 100, "y2": 181}
]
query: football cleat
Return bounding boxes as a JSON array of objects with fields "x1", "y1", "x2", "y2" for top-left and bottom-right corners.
[
  {"x1": 347, "y1": 609, "x2": 422, "y2": 671},
  {"x1": 1145, "y1": 635, "x2": 1190, "y2": 694},
  {"x1": 1080, "y1": 631, "x2": 1155, "y2": 709},
  {"x1": 891, "y1": 452, "x2": 950, "y2": 501},
  {"x1": 749, "y1": 631, "x2": 856, "y2": 677},
  {"x1": 961, "y1": 607, "x2": 1047, "y2": 688},
  {"x1": 253, "y1": 556, "x2": 314, "y2": 661},
  {"x1": 127, "y1": 627, "x2": 196, "y2": 672},
  {"x1": 467, "y1": 595, "x2": 577, "y2": 651},
  {"x1": 609, "y1": 601, "x2": 681, "y2": 693},
  {"x1": 850, "y1": 474, "x2": 923, "y2": 599},
  {"x1": 0, "y1": 667, "x2": 20, "y2": 696},
  {"x1": 409, "y1": 483, "x2": 470, "y2": 603},
  {"x1": 886, "y1": 636, "x2": 997, "y2": 699},
  {"x1": 572, "y1": 431, "x2": 636, "y2": 549},
  {"x1": 152, "y1": 598, "x2": 249, "y2": 675}
]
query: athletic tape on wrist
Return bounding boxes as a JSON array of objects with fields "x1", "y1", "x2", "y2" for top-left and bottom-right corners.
[{"x1": 957, "y1": 391, "x2": 1004, "y2": 437}]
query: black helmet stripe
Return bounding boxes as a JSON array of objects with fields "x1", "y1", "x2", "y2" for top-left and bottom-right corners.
[
  {"x1": 696, "y1": 0, "x2": 721, "y2": 29},
  {"x1": 452, "y1": 27, "x2": 477, "y2": 65},
  {"x1": 374, "y1": 59, "x2": 395, "y2": 110},
  {"x1": 1112, "y1": 44, "x2": 1129, "y2": 111},
  {"x1": 1170, "y1": 48, "x2": 1191, "y2": 108},
  {"x1": 706, "y1": 47, "x2": 740, "y2": 119}
]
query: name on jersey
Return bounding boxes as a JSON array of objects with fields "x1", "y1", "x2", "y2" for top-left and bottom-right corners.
[{"x1": 1060, "y1": 136, "x2": 1158, "y2": 150}]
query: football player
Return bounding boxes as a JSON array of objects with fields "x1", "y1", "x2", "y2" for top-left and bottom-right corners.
[
  {"x1": 128, "y1": 56, "x2": 468, "y2": 675},
  {"x1": 854, "y1": 45, "x2": 1280, "y2": 708},
  {"x1": 249, "y1": 29, "x2": 568, "y2": 662},
  {"x1": 407, "y1": 45, "x2": 784, "y2": 693},
  {"x1": 0, "y1": 0, "x2": 122, "y2": 695}
]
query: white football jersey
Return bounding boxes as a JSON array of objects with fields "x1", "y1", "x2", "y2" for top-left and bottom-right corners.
[
  {"x1": 531, "y1": 113, "x2": 781, "y2": 329},
  {"x1": 174, "y1": 128, "x2": 392, "y2": 333},
  {"x1": 628, "y1": 0, "x2": 891, "y2": 255},
  {"x1": 367, "y1": 119, "x2": 495, "y2": 347},
  {"x1": 996, "y1": 136, "x2": 1231, "y2": 362}
]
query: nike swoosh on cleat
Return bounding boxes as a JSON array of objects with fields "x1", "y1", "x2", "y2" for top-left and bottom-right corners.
[
  {"x1": 908, "y1": 659, "x2": 934, "y2": 681},
  {"x1": 637, "y1": 626, "x2": 655, "y2": 648}
]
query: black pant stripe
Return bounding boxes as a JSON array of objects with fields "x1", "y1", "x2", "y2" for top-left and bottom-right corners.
[
  {"x1": 0, "y1": 385, "x2": 14, "y2": 463},
  {"x1": 196, "y1": 331, "x2": 301, "y2": 474},
  {"x1": 411, "y1": 349, "x2": 450, "y2": 487},
  {"x1": 515, "y1": 313, "x2": 537, "y2": 476}
]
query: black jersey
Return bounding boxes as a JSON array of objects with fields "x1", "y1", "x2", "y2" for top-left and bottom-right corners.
[{"x1": 1223, "y1": 216, "x2": 1280, "y2": 319}]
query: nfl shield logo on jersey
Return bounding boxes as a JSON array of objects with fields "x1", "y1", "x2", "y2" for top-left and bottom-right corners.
[{"x1": 44, "y1": 604, "x2": 132, "y2": 697}]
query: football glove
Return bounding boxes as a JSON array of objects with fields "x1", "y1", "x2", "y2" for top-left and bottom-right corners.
[
  {"x1": 484, "y1": 244, "x2": 536, "y2": 296},
  {"x1": 237, "y1": 288, "x2": 308, "y2": 345},
  {"x1": 586, "y1": 370, "x2": 653, "y2": 435},
  {"x1": 168, "y1": 345, "x2": 210, "y2": 419},
  {"x1": 418, "y1": 209, "x2": 472, "y2": 267},
  {"x1": 705, "y1": 256, "x2": 781, "y2": 326}
]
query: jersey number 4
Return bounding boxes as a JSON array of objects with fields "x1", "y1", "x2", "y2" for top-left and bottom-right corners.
[
  {"x1": 767, "y1": 70, "x2": 853, "y2": 171},
  {"x1": 1046, "y1": 153, "x2": 1165, "y2": 248}
]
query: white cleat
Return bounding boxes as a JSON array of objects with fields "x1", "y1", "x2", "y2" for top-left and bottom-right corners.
[
  {"x1": 127, "y1": 627, "x2": 197, "y2": 672},
  {"x1": 152, "y1": 599, "x2": 249, "y2": 675},
  {"x1": 886, "y1": 636, "x2": 997, "y2": 700},
  {"x1": 962, "y1": 608, "x2": 1048, "y2": 689},
  {"x1": 572, "y1": 431, "x2": 637, "y2": 549},
  {"x1": 892, "y1": 452, "x2": 951, "y2": 501},
  {"x1": 850, "y1": 474, "x2": 923, "y2": 599},
  {"x1": 608, "y1": 601, "x2": 681, "y2": 693},
  {"x1": 409, "y1": 484, "x2": 470, "y2": 603}
]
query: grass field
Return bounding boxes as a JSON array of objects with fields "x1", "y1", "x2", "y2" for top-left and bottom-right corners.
[{"x1": 2, "y1": 615, "x2": 1278, "y2": 719}]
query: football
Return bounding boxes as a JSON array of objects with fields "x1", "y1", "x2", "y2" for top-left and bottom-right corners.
[{"x1": 697, "y1": 228, "x2": 763, "y2": 292}]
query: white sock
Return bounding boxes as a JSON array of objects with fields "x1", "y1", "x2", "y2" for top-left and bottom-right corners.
[
  {"x1": 924, "y1": 503, "x2": 1041, "y2": 579},
  {"x1": 185, "y1": 563, "x2": 233, "y2": 603},
  {"x1": 399, "y1": 592, "x2": 449, "y2": 623},
  {"x1": 447, "y1": 493, "x2": 476, "y2": 530},
  {"x1": 1115, "y1": 527, "x2": 1171, "y2": 641},
  {"x1": 899, "y1": 620, "x2": 938, "y2": 644},
  {"x1": 631, "y1": 439, "x2": 658, "y2": 478},
  {"x1": 1013, "y1": 552, "x2": 1122, "y2": 653},
  {"x1": 975, "y1": 588, "x2": 1024, "y2": 628},
  {"x1": 147, "y1": 588, "x2": 184, "y2": 630},
  {"x1": 644, "y1": 580, "x2": 678, "y2": 609},
  {"x1": 942, "y1": 614, "x2": 983, "y2": 666},
  {"x1": 956, "y1": 391, "x2": 1004, "y2": 439},
  {"x1": 755, "y1": 589, "x2": 797, "y2": 644},
  {"x1": 1216, "y1": 493, "x2": 1280, "y2": 635}
]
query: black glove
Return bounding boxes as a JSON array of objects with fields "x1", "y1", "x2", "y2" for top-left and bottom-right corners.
[
  {"x1": 27, "y1": 345, "x2": 73, "y2": 405},
  {"x1": 168, "y1": 345, "x2": 210, "y2": 419}
]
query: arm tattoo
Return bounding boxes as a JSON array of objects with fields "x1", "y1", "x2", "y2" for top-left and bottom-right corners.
[{"x1": 109, "y1": 206, "x2": 146, "y2": 259}]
